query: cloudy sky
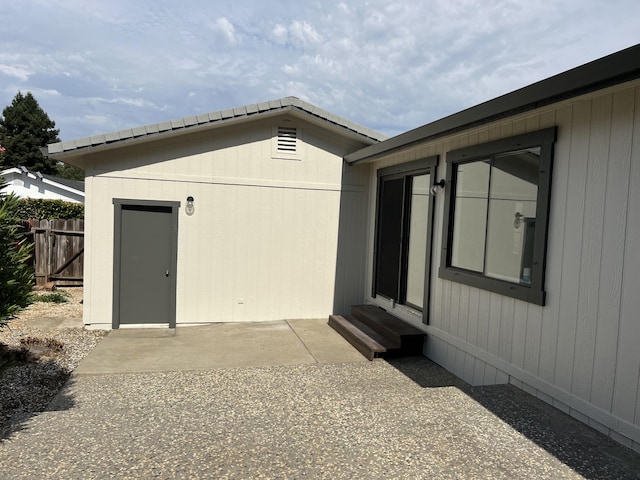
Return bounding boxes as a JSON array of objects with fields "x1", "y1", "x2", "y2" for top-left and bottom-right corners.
[{"x1": 1, "y1": 0, "x2": 639, "y2": 141}]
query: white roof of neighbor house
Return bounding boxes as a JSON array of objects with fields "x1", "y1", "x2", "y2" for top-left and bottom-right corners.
[
  {"x1": 0, "y1": 167, "x2": 84, "y2": 202},
  {"x1": 47, "y1": 96, "x2": 386, "y2": 158}
]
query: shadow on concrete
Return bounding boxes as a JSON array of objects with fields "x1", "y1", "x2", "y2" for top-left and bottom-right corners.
[
  {"x1": 387, "y1": 356, "x2": 640, "y2": 480},
  {"x1": 0, "y1": 361, "x2": 77, "y2": 441}
]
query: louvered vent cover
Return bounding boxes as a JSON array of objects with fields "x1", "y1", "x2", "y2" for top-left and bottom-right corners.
[{"x1": 277, "y1": 126, "x2": 297, "y2": 153}]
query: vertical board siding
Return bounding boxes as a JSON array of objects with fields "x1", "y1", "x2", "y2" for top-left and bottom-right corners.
[
  {"x1": 538, "y1": 106, "x2": 569, "y2": 384},
  {"x1": 84, "y1": 117, "x2": 371, "y2": 329},
  {"x1": 554, "y1": 100, "x2": 591, "y2": 392},
  {"x1": 510, "y1": 300, "x2": 527, "y2": 370},
  {"x1": 369, "y1": 81, "x2": 640, "y2": 444},
  {"x1": 487, "y1": 292, "x2": 502, "y2": 359},
  {"x1": 473, "y1": 292, "x2": 491, "y2": 384},
  {"x1": 456, "y1": 285, "x2": 470, "y2": 376},
  {"x1": 524, "y1": 305, "x2": 542, "y2": 375},
  {"x1": 333, "y1": 187, "x2": 369, "y2": 315},
  {"x1": 590, "y1": 87, "x2": 635, "y2": 412},
  {"x1": 498, "y1": 297, "x2": 515, "y2": 362},
  {"x1": 612, "y1": 85, "x2": 640, "y2": 426},
  {"x1": 465, "y1": 287, "x2": 480, "y2": 380},
  {"x1": 571, "y1": 94, "x2": 612, "y2": 401}
]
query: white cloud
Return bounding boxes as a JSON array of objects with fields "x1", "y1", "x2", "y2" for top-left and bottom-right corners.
[
  {"x1": 0, "y1": 0, "x2": 639, "y2": 140},
  {"x1": 272, "y1": 24, "x2": 288, "y2": 44},
  {"x1": 210, "y1": 17, "x2": 240, "y2": 45},
  {"x1": 26, "y1": 88, "x2": 61, "y2": 97},
  {"x1": 0, "y1": 64, "x2": 31, "y2": 81},
  {"x1": 289, "y1": 20, "x2": 322, "y2": 46},
  {"x1": 83, "y1": 115, "x2": 112, "y2": 127},
  {"x1": 270, "y1": 20, "x2": 322, "y2": 48}
]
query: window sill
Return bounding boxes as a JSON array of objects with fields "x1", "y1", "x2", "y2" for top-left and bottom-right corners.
[{"x1": 438, "y1": 266, "x2": 546, "y2": 306}]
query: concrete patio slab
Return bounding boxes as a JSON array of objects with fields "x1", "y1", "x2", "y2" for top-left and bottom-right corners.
[{"x1": 75, "y1": 319, "x2": 367, "y2": 375}]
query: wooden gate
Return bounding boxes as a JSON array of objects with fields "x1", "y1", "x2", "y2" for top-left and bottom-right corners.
[{"x1": 26, "y1": 219, "x2": 84, "y2": 287}]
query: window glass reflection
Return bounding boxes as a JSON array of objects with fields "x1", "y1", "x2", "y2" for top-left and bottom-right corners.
[
  {"x1": 406, "y1": 174, "x2": 430, "y2": 308},
  {"x1": 450, "y1": 148, "x2": 540, "y2": 284},
  {"x1": 485, "y1": 149, "x2": 539, "y2": 283},
  {"x1": 451, "y1": 161, "x2": 490, "y2": 272}
]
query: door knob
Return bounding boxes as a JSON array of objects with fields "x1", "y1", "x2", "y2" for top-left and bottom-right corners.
[{"x1": 165, "y1": 270, "x2": 169, "y2": 277}]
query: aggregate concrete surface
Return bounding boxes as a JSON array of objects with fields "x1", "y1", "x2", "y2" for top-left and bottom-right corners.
[{"x1": 2, "y1": 357, "x2": 640, "y2": 479}]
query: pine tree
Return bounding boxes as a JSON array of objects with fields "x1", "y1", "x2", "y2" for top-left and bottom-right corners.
[{"x1": 0, "y1": 92, "x2": 60, "y2": 174}]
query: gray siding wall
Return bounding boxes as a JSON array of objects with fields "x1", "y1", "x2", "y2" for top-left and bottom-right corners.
[{"x1": 364, "y1": 80, "x2": 640, "y2": 451}]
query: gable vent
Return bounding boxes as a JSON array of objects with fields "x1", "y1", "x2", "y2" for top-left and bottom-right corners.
[{"x1": 277, "y1": 126, "x2": 297, "y2": 153}]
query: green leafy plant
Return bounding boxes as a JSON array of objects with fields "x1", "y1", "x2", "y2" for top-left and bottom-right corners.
[
  {"x1": 31, "y1": 291, "x2": 69, "y2": 304},
  {"x1": 0, "y1": 191, "x2": 34, "y2": 329}
]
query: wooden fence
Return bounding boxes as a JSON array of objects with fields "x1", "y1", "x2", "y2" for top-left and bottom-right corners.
[{"x1": 23, "y1": 219, "x2": 84, "y2": 287}]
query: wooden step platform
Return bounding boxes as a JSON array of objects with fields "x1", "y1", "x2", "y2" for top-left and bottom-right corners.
[{"x1": 328, "y1": 304, "x2": 425, "y2": 361}]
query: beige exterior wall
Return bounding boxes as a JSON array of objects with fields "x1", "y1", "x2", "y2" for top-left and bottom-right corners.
[
  {"x1": 364, "y1": 79, "x2": 640, "y2": 451},
  {"x1": 82, "y1": 114, "x2": 369, "y2": 329}
]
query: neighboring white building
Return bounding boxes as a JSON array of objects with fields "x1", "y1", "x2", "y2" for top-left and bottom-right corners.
[{"x1": 1, "y1": 166, "x2": 84, "y2": 203}]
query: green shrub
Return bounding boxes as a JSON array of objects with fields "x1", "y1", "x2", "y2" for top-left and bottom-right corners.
[
  {"x1": 7, "y1": 198, "x2": 84, "y2": 220},
  {"x1": 0, "y1": 192, "x2": 34, "y2": 328}
]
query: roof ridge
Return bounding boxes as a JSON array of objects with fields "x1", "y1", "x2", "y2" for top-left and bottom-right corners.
[{"x1": 48, "y1": 97, "x2": 386, "y2": 156}]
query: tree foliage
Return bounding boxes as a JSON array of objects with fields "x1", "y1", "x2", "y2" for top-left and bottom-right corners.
[
  {"x1": 0, "y1": 191, "x2": 34, "y2": 328},
  {"x1": 56, "y1": 162, "x2": 85, "y2": 181},
  {"x1": 0, "y1": 91, "x2": 61, "y2": 175}
]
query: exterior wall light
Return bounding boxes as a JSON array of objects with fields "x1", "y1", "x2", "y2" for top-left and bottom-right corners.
[
  {"x1": 429, "y1": 179, "x2": 446, "y2": 196},
  {"x1": 514, "y1": 212, "x2": 524, "y2": 229},
  {"x1": 185, "y1": 196, "x2": 195, "y2": 216}
]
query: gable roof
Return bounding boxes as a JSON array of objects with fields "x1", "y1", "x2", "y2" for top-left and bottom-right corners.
[
  {"x1": 47, "y1": 96, "x2": 386, "y2": 160},
  {"x1": 0, "y1": 167, "x2": 84, "y2": 201},
  {"x1": 41, "y1": 173, "x2": 84, "y2": 192},
  {"x1": 346, "y1": 43, "x2": 640, "y2": 164}
]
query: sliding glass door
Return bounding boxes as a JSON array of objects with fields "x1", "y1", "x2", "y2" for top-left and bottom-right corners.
[{"x1": 373, "y1": 157, "x2": 437, "y2": 316}]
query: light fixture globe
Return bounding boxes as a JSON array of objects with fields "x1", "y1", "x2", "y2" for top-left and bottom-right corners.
[{"x1": 185, "y1": 196, "x2": 195, "y2": 216}]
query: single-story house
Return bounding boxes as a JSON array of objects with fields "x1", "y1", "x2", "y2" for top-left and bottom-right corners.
[
  {"x1": 0, "y1": 166, "x2": 84, "y2": 202},
  {"x1": 47, "y1": 97, "x2": 385, "y2": 329},
  {"x1": 48, "y1": 43, "x2": 640, "y2": 452},
  {"x1": 343, "y1": 43, "x2": 640, "y2": 453}
]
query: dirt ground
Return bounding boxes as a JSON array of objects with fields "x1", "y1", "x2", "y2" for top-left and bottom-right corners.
[{"x1": 13, "y1": 287, "x2": 84, "y2": 323}]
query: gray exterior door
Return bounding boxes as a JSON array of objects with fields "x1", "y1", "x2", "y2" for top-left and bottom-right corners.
[{"x1": 113, "y1": 200, "x2": 179, "y2": 328}]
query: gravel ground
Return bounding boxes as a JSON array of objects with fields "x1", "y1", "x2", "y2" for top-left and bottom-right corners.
[
  {"x1": 0, "y1": 288, "x2": 106, "y2": 433},
  {"x1": 1, "y1": 291, "x2": 640, "y2": 478},
  {"x1": 1, "y1": 357, "x2": 640, "y2": 479}
]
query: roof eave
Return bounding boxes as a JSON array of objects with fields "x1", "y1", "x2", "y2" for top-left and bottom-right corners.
[
  {"x1": 47, "y1": 97, "x2": 386, "y2": 164},
  {"x1": 345, "y1": 43, "x2": 640, "y2": 164},
  {"x1": 47, "y1": 109, "x2": 289, "y2": 163}
]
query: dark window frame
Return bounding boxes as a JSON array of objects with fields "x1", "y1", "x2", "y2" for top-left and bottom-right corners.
[
  {"x1": 372, "y1": 156, "x2": 438, "y2": 320},
  {"x1": 439, "y1": 127, "x2": 557, "y2": 305}
]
